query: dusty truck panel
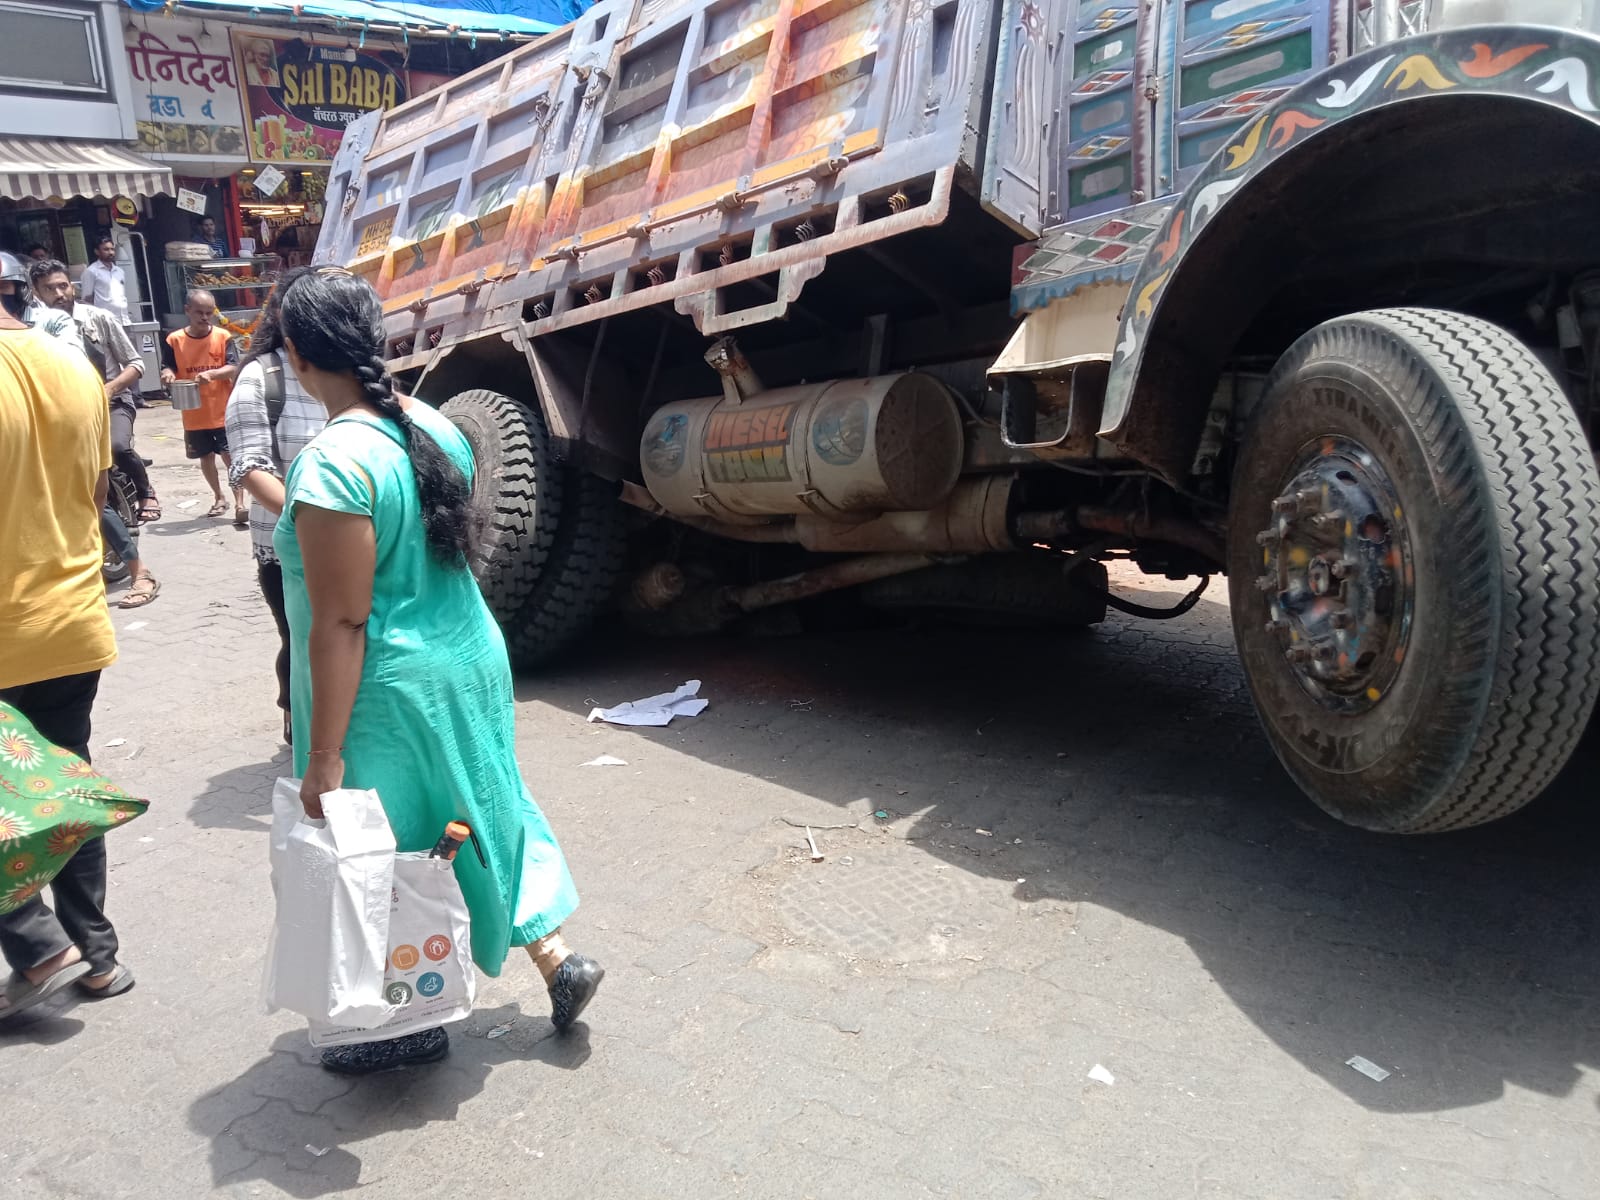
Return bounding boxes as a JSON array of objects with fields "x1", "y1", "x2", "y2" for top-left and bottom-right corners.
[{"x1": 317, "y1": 0, "x2": 1011, "y2": 370}]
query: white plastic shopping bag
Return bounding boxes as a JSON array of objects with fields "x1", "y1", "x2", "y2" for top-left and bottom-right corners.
[
  {"x1": 261, "y1": 779, "x2": 397, "y2": 1027},
  {"x1": 308, "y1": 851, "x2": 475, "y2": 1047}
]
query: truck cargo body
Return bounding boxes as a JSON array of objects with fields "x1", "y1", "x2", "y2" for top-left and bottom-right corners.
[{"x1": 316, "y1": 0, "x2": 1600, "y2": 836}]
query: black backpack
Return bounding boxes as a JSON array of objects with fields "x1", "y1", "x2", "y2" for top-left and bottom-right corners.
[{"x1": 262, "y1": 350, "x2": 287, "y2": 464}]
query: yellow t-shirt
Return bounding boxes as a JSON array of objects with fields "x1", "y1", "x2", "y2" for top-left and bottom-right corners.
[{"x1": 0, "y1": 326, "x2": 117, "y2": 690}]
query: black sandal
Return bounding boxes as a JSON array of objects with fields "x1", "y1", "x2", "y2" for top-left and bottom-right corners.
[
  {"x1": 320, "y1": 1027, "x2": 449, "y2": 1074},
  {"x1": 549, "y1": 955, "x2": 604, "y2": 1031}
]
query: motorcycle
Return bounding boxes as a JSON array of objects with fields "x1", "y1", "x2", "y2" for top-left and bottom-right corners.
[{"x1": 102, "y1": 456, "x2": 146, "y2": 584}]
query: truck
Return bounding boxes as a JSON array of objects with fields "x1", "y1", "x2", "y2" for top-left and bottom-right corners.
[{"x1": 314, "y1": 0, "x2": 1600, "y2": 835}]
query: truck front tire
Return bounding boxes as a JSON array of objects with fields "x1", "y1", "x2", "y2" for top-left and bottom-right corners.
[
  {"x1": 442, "y1": 388, "x2": 624, "y2": 669},
  {"x1": 1228, "y1": 308, "x2": 1600, "y2": 832}
]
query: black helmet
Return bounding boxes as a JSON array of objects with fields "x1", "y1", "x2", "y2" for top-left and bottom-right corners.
[{"x1": 0, "y1": 250, "x2": 31, "y2": 318}]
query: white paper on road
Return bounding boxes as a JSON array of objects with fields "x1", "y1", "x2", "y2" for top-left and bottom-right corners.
[
  {"x1": 587, "y1": 680, "x2": 708, "y2": 727},
  {"x1": 580, "y1": 754, "x2": 629, "y2": 767},
  {"x1": 1087, "y1": 1064, "x2": 1115, "y2": 1086},
  {"x1": 1345, "y1": 1055, "x2": 1390, "y2": 1082}
]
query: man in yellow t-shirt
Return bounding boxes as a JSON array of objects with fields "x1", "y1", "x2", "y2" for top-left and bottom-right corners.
[{"x1": 0, "y1": 306, "x2": 134, "y2": 1018}]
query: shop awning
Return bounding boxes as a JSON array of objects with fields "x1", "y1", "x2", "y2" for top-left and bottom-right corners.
[{"x1": 0, "y1": 137, "x2": 176, "y2": 204}]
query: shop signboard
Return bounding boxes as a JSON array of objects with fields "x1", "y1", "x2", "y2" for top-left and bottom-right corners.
[
  {"x1": 234, "y1": 33, "x2": 408, "y2": 166},
  {"x1": 125, "y1": 15, "x2": 249, "y2": 162}
]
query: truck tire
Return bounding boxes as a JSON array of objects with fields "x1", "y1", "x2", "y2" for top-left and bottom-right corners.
[
  {"x1": 441, "y1": 388, "x2": 624, "y2": 668},
  {"x1": 1227, "y1": 308, "x2": 1600, "y2": 832}
]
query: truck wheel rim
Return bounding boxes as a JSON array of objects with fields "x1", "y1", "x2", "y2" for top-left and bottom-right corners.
[{"x1": 1253, "y1": 434, "x2": 1414, "y2": 714}]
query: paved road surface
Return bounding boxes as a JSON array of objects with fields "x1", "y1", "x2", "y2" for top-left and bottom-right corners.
[{"x1": 5, "y1": 405, "x2": 1597, "y2": 1199}]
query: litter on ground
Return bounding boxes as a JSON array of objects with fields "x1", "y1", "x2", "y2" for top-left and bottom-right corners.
[
  {"x1": 587, "y1": 680, "x2": 708, "y2": 727},
  {"x1": 1346, "y1": 1055, "x2": 1391, "y2": 1082}
]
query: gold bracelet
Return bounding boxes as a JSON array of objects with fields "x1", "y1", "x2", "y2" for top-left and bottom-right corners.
[{"x1": 306, "y1": 746, "x2": 343, "y2": 757}]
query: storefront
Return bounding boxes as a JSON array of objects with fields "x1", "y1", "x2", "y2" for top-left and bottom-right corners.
[
  {"x1": 0, "y1": 139, "x2": 172, "y2": 267},
  {"x1": 0, "y1": 0, "x2": 173, "y2": 353},
  {"x1": 123, "y1": 11, "x2": 269, "y2": 332},
  {"x1": 122, "y1": 8, "x2": 521, "y2": 337}
]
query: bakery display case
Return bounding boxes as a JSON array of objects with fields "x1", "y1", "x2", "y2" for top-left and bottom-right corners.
[{"x1": 161, "y1": 253, "x2": 282, "y2": 333}]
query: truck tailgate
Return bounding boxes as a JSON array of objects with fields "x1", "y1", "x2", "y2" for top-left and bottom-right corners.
[{"x1": 315, "y1": 0, "x2": 1008, "y2": 365}]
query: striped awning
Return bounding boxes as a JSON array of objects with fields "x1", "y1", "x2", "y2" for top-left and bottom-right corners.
[{"x1": 0, "y1": 137, "x2": 175, "y2": 204}]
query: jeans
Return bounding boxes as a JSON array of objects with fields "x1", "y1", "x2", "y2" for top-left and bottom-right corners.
[
  {"x1": 111, "y1": 399, "x2": 153, "y2": 502},
  {"x1": 0, "y1": 671, "x2": 119, "y2": 976},
  {"x1": 258, "y1": 559, "x2": 291, "y2": 713},
  {"x1": 101, "y1": 506, "x2": 137, "y2": 564}
]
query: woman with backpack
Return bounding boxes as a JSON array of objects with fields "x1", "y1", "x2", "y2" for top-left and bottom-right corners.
[{"x1": 226, "y1": 270, "x2": 326, "y2": 744}]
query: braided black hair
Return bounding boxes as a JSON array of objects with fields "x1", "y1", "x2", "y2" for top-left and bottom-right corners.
[{"x1": 279, "y1": 270, "x2": 474, "y2": 565}]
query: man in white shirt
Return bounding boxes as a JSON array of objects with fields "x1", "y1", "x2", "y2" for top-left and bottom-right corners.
[{"x1": 79, "y1": 235, "x2": 130, "y2": 325}]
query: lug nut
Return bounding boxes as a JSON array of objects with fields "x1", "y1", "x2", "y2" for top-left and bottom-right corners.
[{"x1": 1272, "y1": 492, "x2": 1310, "y2": 518}]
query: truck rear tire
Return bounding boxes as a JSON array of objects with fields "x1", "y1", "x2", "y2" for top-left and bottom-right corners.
[
  {"x1": 442, "y1": 388, "x2": 624, "y2": 669},
  {"x1": 1227, "y1": 308, "x2": 1600, "y2": 832}
]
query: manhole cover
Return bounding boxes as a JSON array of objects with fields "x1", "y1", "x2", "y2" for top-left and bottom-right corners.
[{"x1": 764, "y1": 848, "x2": 988, "y2": 964}]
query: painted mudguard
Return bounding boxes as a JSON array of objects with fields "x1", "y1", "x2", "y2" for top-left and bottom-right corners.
[{"x1": 1100, "y1": 24, "x2": 1600, "y2": 454}]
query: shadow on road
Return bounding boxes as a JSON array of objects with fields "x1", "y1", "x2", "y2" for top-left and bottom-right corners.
[
  {"x1": 0, "y1": 1010, "x2": 86, "y2": 1047},
  {"x1": 192, "y1": 754, "x2": 290, "y2": 831},
  {"x1": 520, "y1": 597, "x2": 1600, "y2": 1118},
  {"x1": 189, "y1": 1013, "x2": 592, "y2": 1196}
]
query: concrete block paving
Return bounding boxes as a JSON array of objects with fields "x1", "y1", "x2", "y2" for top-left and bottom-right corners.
[{"x1": 4, "y1": 406, "x2": 1598, "y2": 1198}]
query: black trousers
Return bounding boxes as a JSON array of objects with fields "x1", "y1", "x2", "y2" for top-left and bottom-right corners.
[
  {"x1": 258, "y1": 559, "x2": 292, "y2": 713},
  {"x1": 0, "y1": 671, "x2": 119, "y2": 976},
  {"x1": 111, "y1": 400, "x2": 154, "y2": 502}
]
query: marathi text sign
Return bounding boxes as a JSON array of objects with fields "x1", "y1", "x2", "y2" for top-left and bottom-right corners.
[
  {"x1": 125, "y1": 15, "x2": 248, "y2": 161},
  {"x1": 234, "y1": 33, "x2": 407, "y2": 165}
]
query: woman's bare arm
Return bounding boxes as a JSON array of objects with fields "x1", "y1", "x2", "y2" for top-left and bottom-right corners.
[
  {"x1": 296, "y1": 503, "x2": 376, "y2": 816},
  {"x1": 243, "y1": 471, "x2": 287, "y2": 515}
]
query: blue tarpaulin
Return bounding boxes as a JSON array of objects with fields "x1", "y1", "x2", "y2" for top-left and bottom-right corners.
[{"x1": 120, "y1": 0, "x2": 586, "y2": 36}]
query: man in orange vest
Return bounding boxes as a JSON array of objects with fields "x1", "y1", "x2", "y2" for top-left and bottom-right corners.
[{"x1": 160, "y1": 289, "x2": 244, "y2": 522}]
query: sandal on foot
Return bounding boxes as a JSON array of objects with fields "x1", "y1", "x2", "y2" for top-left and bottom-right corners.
[
  {"x1": 548, "y1": 954, "x2": 604, "y2": 1032},
  {"x1": 233, "y1": 506, "x2": 249, "y2": 528},
  {"x1": 74, "y1": 963, "x2": 135, "y2": 999},
  {"x1": 320, "y1": 1027, "x2": 449, "y2": 1074},
  {"x1": 0, "y1": 960, "x2": 91, "y2": 1022},
  {"x1": 206, "y1": 499, "x2": 229, "y2": 518},
  {"x1": 117, "y1": 575, "x2": 160, "y2": 609},
  {"x1": 138, "y1": 498, "x2": 161, "y2": 522}
]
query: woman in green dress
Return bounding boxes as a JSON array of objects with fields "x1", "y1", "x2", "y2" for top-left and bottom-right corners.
[{"x1": 275, "y1": 267, "x2": 603, "y2": 1074}]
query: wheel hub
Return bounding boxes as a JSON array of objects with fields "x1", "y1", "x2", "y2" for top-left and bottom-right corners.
[{"x1": 1255, "y1": 438, "x2": 1414, "y2": 713}]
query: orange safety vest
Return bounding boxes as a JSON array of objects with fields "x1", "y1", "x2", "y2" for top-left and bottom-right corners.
[{"x1": 166, "y1": 327, "x2": 233, "y2": 430}]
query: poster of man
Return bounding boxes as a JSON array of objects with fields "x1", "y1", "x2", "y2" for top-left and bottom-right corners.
[
  {"x1": 239, "y1": 37, "x2": 280, "y2": 88},
  {"x1": 233, "y1": 33, "x2": 407, "y2": 164}
]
